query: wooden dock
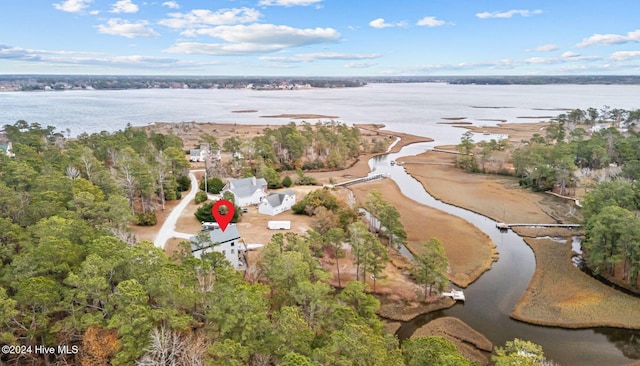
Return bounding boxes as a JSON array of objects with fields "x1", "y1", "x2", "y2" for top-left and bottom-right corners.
[
  {"x1": 335, "y1": 173, "x2": 388, "y2": 187},
  {"x1": 496, "y1": 223, "x2": 581, "y2": 230},
  {"x1": 429, "y1": 148, "x2": 461, "y2": 155}
]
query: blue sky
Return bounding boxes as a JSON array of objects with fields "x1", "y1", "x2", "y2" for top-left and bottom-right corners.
[{"x1": 1, "y1": 0, "x2": 640, "y2": 75}]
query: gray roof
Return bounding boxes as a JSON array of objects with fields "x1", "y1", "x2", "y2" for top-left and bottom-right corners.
[
  {"x1": 190, "y1": 224, "x2": 241, "y2": 252},
  {"x1": 230, "y1": 177, "x2": 267, "y2": 188},
  {"x1": 232, "y1": 186, "x2": 261, "y2": 198},
  {"x1": 264, "y1": 190, "x2": 295, "y2": 208},
  {"x1": 190, "y1": 149, "x2": 201, "y2": 155},
  {"x1": 228, "y1": 177, "x2": 268, "y2": 198}
]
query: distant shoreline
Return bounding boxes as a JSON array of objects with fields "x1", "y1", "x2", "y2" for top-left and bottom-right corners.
[{"x1": 3, "y1": 75, "x2": 640, "y2": 93}]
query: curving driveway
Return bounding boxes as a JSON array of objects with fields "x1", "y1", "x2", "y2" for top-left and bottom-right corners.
[{"x1": 153, "y1": 169, "x2": 202, "y2": 248}]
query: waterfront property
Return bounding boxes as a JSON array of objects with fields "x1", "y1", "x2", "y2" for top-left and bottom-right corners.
[
  {"x1": 190, "y1": 224, "x2": 247, "y2": 270},
  {"x1": 223, "y1": 176, "x2": 268, "y2": 207},
  {"x1": 258, "y1": 190, "x2": 296, "y2": 216}
]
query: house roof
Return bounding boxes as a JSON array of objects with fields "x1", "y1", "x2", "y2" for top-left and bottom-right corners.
[
  {"x1": 227, "y1": 177, "x2": 268, "y2": 198},
  {"x1": 190, "y1": 149, "x2": 201, "y2": 155},
  {"x1": 232, "y1": 186, "x2": 263, "y2": 198},
  {"x1": 190, "y1": 224, "x2": 241, "y2": 252},
  {"x1": 264, "y1": 190, "x2": 295, "y2": 208},
  {"x1": 230, "y1": 177, "x2": 267, "y2": 188}
]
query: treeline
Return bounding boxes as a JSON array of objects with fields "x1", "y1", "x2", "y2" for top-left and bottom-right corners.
[
  {"x1": 456, "y1": 106, "x2": 640, "y2": 289},
  {"x1": 0, "y1": 121, "x2": 474, "y2": 365},
  {"x1": 512, "y1": 108, "x2": 640, "y2": 192},
  {"x1": 204, "y1": 121, "x2": 366, "y2": 182},
  {"x1": 457, "y1": 107, "x2": 640, "y2": 194},
  {"x1": 3, "y1": 75, "x2": 365, "y2": 91},
  {"x1": 69, "y1": 122, "x2": 191, "y2": 225},
  {"x1": 582, "y1": 180, "x2": 640, "y2": 287}
]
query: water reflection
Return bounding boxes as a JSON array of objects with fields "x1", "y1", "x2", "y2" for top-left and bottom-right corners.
[{"x1": 370, "y1": 142, "x2": 640, "y2": 365}]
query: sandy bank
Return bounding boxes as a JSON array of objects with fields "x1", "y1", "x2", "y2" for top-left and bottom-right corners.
[{"x1": 512, "y1": 238, "x2": 640, "y2": 329}]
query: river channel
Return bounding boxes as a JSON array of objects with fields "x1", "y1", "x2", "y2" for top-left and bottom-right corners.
[{"x1": 369, "y1": 142, "x2": 640, "y2": 366}]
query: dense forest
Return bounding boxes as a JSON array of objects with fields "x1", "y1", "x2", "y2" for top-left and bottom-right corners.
[{"x1": 0, "y1": 120, "x2": 555, "y2": 364}]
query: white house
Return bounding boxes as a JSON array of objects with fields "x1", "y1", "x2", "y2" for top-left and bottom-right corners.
[
  {"x1": 190, "y1": 148, "x2": 206, "y2": 162},
  {"x1": 258, "y1": 190, "x2": 296, "y2": 216},
  {"x1": 223, "y1": 176, "x2": 268, "y2": 207},
  {"x1": 190, "y1": 224, "x2": 246, "y2": 270}
]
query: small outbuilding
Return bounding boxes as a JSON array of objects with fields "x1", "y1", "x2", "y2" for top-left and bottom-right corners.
[{"x1": 258, "y1": 190, "x2": 296, "y2": 216}]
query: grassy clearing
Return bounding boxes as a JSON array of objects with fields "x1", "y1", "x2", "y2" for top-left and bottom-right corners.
[{"x1": 512, "y1": 238, "x2": 640, "y2": 329}]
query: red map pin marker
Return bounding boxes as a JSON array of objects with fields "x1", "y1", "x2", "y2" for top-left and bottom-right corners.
[{"x1": 212, "y1": 199, "x2": 235, "y2": 232}]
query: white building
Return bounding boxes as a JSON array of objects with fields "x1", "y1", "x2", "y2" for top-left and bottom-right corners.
[
  {"x1": 190, "y1": 148, "x2": 207, "y2": 162},
  {"x1": 190, "y1": 224, "x2": 246, "y2": 269},
  {"x1": 258, "y1": 190, "x2": 296, "y2": 216},
  {"x1": 223, "y1": 176, "x2": 268, "y2": 207}
]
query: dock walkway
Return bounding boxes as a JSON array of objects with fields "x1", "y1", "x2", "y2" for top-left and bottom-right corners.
[
  {"x1": 496, "y1": 223, "x2": 581, "y2": 230},
  {"x1": 335, "y1": 173, "x2": 387, "y2": 187}
]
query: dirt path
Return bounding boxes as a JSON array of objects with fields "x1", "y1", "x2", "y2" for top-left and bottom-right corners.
[{"x1": 153, "y1": 170, "x2": 200, "y2": 248}]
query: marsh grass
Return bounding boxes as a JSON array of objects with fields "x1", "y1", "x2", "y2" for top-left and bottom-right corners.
[{"x1": 512, "y1": 238, "x2": 640, "y2": 329}]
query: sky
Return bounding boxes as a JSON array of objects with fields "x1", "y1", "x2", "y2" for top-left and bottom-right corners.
[{"x1": 1, "y1": 0, "x2": 640, "y2": 76}]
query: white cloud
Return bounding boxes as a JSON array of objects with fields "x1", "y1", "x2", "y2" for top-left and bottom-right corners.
[
  {"x1": 533, "y1": 44, "x2": 558, "y2": 52},
  {"x1": 53, "y1": 0, "x2": 94, "y2": 13},
  {"x1": 476, "y1": 9, "x2": 543, "y2": 19},
  {"x1": 609, "y1": 51, "x2": 640, "y2": 61},
  {"x1": 344, "y1": 62, "x2": 376, "y2": 69},
  {"x1": 260, "y1": 52, "x2": 381, "y2": 63},
  {"x1": 0, "y1": 44, "x2": 206, "y2": 70},
  {"x1": 110, "y1": 0, "x2": 138, "y2": 13},
  {"x1": 159, "y1": 8, "x2": 261, "y2": 29},
  {"x1": 258, "y1": 0, "x2": 322, "y2": 6},
  {"x1": 97, "y1": 19, "x2": 160, "y2": 38},
  {"x1": 562, "y1": 51, "x2": 580, "y2": 58},
  {"x1": 416, "y1": 16, "x2": 447, "y2": 27},
  {"x1": 165, "y1": 24, "x2": 340, "y2": 55},
  {"x1": 577, "y1": 29, "x2": 640, "y2": 47},
  {"x1": 162, "y1": 1, "x2": 179, "y2": 9},
  {"x1": 369, "y1": 18, "x2": 407, "y2": 29}
]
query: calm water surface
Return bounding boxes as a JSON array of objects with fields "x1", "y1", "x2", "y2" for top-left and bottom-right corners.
[
  {"x1": 2, "y1": 83, "x2": 640, "y2": 141},
  {"x1": 371, "y1": 144, "x2": 640, "y2": 366},
  {"x1": 3, "y1": 83, "x2": 640, "y2": 365}
]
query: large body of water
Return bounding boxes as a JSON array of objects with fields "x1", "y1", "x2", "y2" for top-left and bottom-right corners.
[
  {"x1": 3, "y1": 83, "x2": 640, "y2": 365},
  {"x1": 2, "y1": 83, "x2": 640, "y2": 142}
]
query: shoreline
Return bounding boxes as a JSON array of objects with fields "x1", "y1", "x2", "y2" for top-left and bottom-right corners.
[
  {"x1": 139, "y1": 120, "x2": 640, "y2": 333},
  {"x1": 395, "y1": 122, "x2": 640, "y2": 331},
  {"x1": 512, "y1": 238, "x2": 640, "y2": 329}
]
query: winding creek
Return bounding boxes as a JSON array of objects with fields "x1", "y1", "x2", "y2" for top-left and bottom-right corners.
[{"x1": 369, "y1": 142, "x2": 640, "y2": 366}]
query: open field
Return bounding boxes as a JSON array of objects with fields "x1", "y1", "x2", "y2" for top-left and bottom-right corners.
[{"x1": 512, "y1": 238, "x2": 640, "y2": 328}]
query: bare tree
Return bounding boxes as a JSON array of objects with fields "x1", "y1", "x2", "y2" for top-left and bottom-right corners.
[
  {"x1": 136, "y1": 327, "x2": 206, "y2": 366},
  {"x1": 66, "y1": 166, "x2": 81, "y2": 180}
]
